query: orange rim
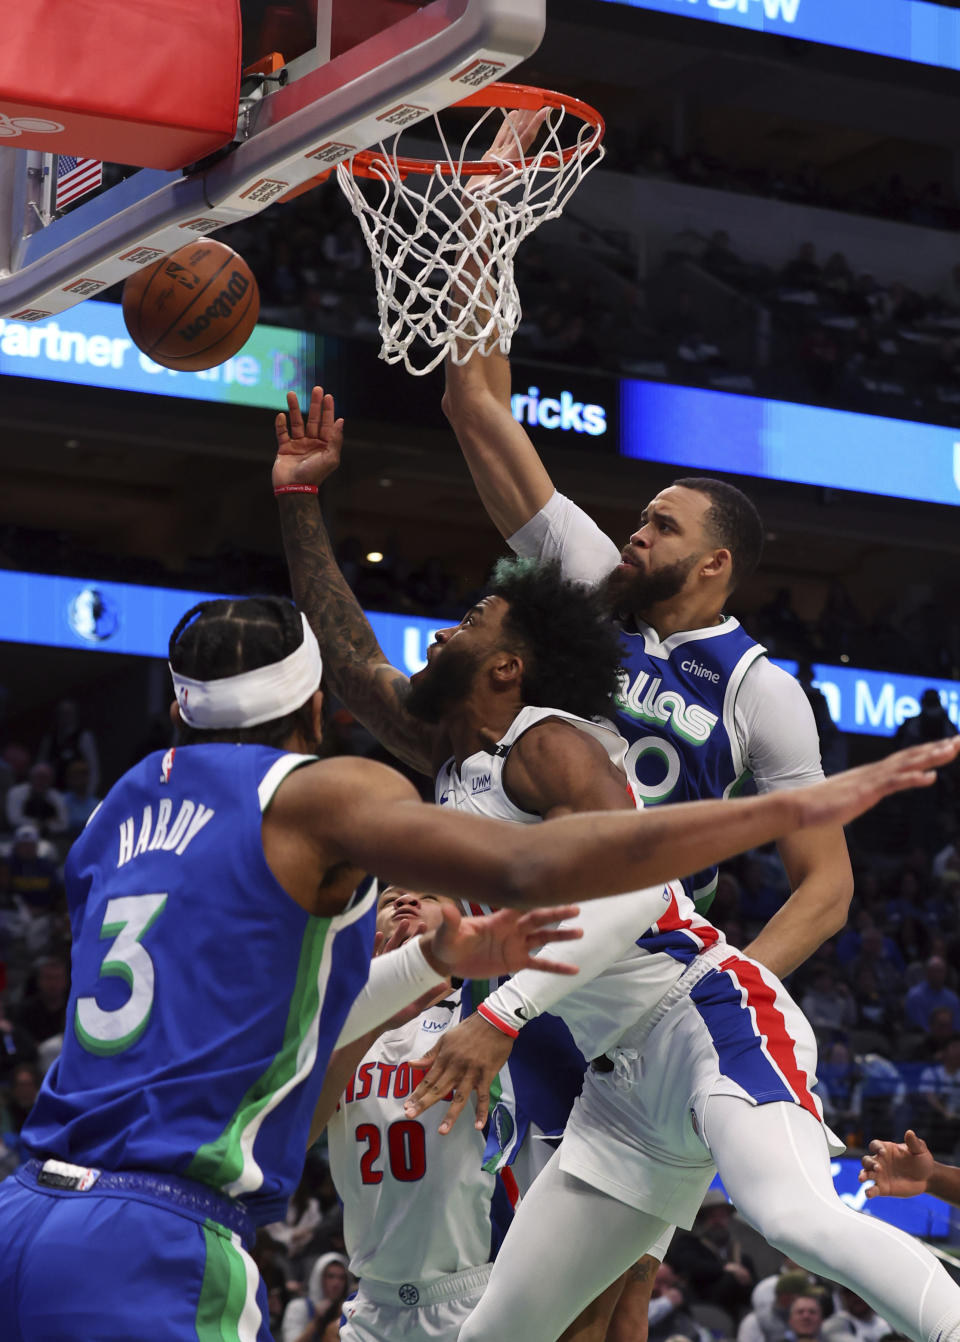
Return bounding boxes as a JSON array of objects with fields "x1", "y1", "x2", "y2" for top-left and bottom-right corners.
[{"x1": 344, "y1": 82, "x2": 605, "y2": 180}]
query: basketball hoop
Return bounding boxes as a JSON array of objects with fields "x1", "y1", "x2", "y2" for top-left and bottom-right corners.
[{"x1": 335, "y1": 83, "x2": 605, "y2": 376}]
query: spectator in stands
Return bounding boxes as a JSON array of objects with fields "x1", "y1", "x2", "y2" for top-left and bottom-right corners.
[
  {"x1": 0, "y1": 996, "x2": 38, "y2": 1086},
  {"x1": 264, "y1": 1170, "x2": 325, "y2": 1285},
  {"x1": 847, "y1": 926, "x2": 904, "y2": 1002},
  {"x1": 738, "y1": 847, "x2": 791, "y2": 926},
  {"x1": 800, "y1": 327, "x2": 841, "y2": 401},
  {"x1": 795, "y1": 660, "x2": 845, "y2": 776},
  {"x1": 851, "y1": 966, "x2": 896, "y2": 1035},
  {"x1": 280, "y1": 1253, "x2": 349, "y2": 1342},
  {"x1": 0, "y1": 1060, "x2": 40, "y2": 1139},
  {"x1": 882, "y1": 869, "x2": 923, "y2": 936},
  {"x1": 5, "y1": 763, "x2": 68, "y2": 838},
  {"x1": 701, "y1": 229, "x2": 747, "y2": 286},
  {"x1": 822, "y1": 1288, "x2": 890, "y2": 1342},
  {"x1": 908, "y1": 1004, "x2": 960, "y2": 1062},
  {"x1": 821, "y1": 252, "x2": 854, "y2": 303},
  {"x1": 758, "y1": 589, "x2": 813, "y2": 659},
  {"x1": 818, "y1": 1041, "x2": 863, "y2": 1143},
  {"x1": 788, "y1": 1295, "x2": 825, "y2": 1342},
  {"x1": 37, "y1": 697, "x2": 100, "y2": 795},
  {"x1": 667, "y1": 1190, "x2": 756, "y2": 1317},
  {"x1": 917, "y1": 1033, "x2": 960, "y2": 1153},
  {"x1": 905, "y1": 956, "x2": 960, "y2": 1032},
  {"x1": 932, "y1": 817, "x2": 960, "y2": 879},
  {"x1": 61, "y1": 759, "x2": 100, "y2": 839},
  {"x1": 780, "y1": 242, "x2": 821, "y2": 290},
  {"x1": 800, "y1": 970, "x2": 857, "y2": 1035},
  {"x1": 895, "y1": 689, "x2": 958, "y2": 747},
  {"x1": 647, "y1": 1261, "x2": 709, "y2": 1342},
  {"x1": 922, "y1": 874, "x2": 960, "y2": 940},
  {"x1": 5, "y1": 823, "x2": 62, "y2": 919},
  {"x1": 737, "y1": 1269, "x2": 813, "y2": 1342},
  {"x1": 13, "y1": 956, "x2": 69, "y2": 1048}
]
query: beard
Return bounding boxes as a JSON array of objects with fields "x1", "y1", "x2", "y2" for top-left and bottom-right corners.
[
  {"x1": 600, "y1": 552, "x2": 699, "y2": 619},
  {"x1": 405, "y1": 643, "x2": 479, "y2": 724}
]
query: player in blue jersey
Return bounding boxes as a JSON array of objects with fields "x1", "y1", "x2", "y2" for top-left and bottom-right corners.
[
  {"x1": 1, "y1": 592, "x2": 849, "y2": 1342},
  {"x1": 438, "y1": 114, "x2": 855, "y2": 1334}
]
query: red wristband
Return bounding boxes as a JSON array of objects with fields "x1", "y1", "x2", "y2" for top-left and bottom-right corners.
[
  {"x1": 477, "y1": 1002, "x2": 520, "y2": 1039},
  {"x1": 274, "y1": 484, "x2": 318, "y2": 496}
]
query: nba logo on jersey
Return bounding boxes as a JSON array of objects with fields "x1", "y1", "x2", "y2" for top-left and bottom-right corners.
[{"x1": 160, "y1": 748, "x2": 176, "y2": 784}]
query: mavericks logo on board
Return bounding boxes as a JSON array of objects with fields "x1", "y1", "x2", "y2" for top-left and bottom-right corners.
[{"x1": 68, "y1": 587, "x2": 119, "y2": 643}]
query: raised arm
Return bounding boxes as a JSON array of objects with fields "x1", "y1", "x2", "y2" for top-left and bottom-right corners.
[
  {"x1": 441, "y1": 110, "x2": 557, "y2": 540},
  {"x1": 442, "y1": 343, "x2": 555, "y2": 540},
  {"x1": 273, "y1": 387, "x2": 438, "y2": 775}
]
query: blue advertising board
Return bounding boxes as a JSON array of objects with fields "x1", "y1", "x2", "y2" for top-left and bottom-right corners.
[
  {"x1": 3, "y1": 568, "x2": 958, "y2": 738},
  {"x1": 620, "y1": 379, "x2": 960, "y2": 509},
  {"x1": 3, "y1": 297, "x2": 959, "y2": 511},
  {"x1": 0, "y1": 569, "x2": 446, "y2": 672},
  {"x1": 710, "y1": 1155, "x2": 953, "y2": 1239},
  {"x1": 596, "y1": 0, "x2": 960, "y2": 72}
]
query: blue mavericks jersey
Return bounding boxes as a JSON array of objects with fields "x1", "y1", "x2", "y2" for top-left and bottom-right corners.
[
  {"x1": 615, "y1": 617, "x2": 766, "y2": 906},
  {"x1": 22, "y1": 744, "x2": 378, "y2": 1224}
]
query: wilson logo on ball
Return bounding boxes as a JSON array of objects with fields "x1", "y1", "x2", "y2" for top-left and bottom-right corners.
[{"x1": 178, "y1": 270, "x2": 251, "y2": 343}]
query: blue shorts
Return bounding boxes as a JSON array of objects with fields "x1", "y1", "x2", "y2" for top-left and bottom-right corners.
[{"x1": 0, "y1": 1166, "x2": 272, "y2": 1341}]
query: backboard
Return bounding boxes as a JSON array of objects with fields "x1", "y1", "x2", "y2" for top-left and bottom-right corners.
[{"x1": 0, "y1": 0, "x2": 545, "y2": 321}]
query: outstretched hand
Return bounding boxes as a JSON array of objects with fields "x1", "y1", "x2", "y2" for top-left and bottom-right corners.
[
  {"x1": 404, "y1": 1010, "x2": 515, "y2": 1135},
  {"x1": 859, "y1": 1129, "x2": 934, "y2": 1199},
  {"x1": 273, "y1": 385, "x2": 344, "y2": 491},
  {"x1": 482, "y1": 107, "x2": 549, "y2": 170},
  {"x1": 795, "y1": 736, "x2": 960, "y2": 831},
  {"x1": 421, "y1": 902, "x2": 582, "y2": 981}
]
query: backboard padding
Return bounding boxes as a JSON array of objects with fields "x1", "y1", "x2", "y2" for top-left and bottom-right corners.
[{"x1": 0, "y1": 0, "x2": 544, "y2": 320}]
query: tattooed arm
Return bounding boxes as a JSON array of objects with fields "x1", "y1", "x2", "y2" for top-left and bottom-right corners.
[{"x1": 273, "y1": 387, "x2": 441, "y2": 775}]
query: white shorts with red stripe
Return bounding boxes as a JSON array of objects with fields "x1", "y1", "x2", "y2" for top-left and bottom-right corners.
[{"x1": 558, "y1": 944, "x2": 843, "y2": 1230}]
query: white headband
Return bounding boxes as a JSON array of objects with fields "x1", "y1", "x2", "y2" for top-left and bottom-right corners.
[{"x1": 170, "y1": 613, "x2": 323, "y2": 729}]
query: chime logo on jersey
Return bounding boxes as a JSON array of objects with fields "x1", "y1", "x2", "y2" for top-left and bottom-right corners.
[{"x1": 616, "y1": 671, "x2": 719, "y2": 745}]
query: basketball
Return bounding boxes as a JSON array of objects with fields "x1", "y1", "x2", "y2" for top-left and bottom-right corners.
[{"x1": 121, "y1": 239, "x2": 260, "y2": 371}]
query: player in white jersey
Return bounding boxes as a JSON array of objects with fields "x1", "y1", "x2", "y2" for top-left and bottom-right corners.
[
  {"x1": 273, "y1": 390, "x2": 960, "y2": 1342},
  {"x1": 320, "y1": 886, "x2": 502, "y2": 1342}
]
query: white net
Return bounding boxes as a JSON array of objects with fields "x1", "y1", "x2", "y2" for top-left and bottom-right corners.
[{"x1": 335, "y1": 92, "x2": 605, "y2": 376}]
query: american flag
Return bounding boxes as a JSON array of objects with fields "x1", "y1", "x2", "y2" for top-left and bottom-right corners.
[{"x1": 56, "y1": 155, "x2": 102, "y2": 210}]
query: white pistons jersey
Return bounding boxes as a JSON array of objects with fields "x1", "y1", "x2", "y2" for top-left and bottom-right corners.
[
  {"x1": 434, "y1": 703, "x2": 732, "y2": 1062},
  {"x1": 435, "y1": 705, "x2": 629, "y2": 918},
  {"x1": 326, "y1": 993, "x2": 496, "y2": 1287}
]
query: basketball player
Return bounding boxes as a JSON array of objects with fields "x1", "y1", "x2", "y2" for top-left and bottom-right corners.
[
  {"x1": 273, "y1": 393, "x2": 960, "y2": 1342},
  {"x1": 440, "y1": 110, "x2": 855, "y2": 1336},
  {"x1": 316, "y1": 884, "x2": 505, "y2": 1342},
  {"x1": 0, "y1": 594, "x2": 830, "y2": 1342}
]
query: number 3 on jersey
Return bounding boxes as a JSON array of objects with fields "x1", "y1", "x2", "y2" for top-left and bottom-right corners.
[{"x1": 75, "y1": 893, "x2": 167, "y2": 1056}]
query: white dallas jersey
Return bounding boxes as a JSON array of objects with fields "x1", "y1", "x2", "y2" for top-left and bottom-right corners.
[
  {"x1": 326, "y1": 993, "x2": 495, "y2": 1285},
  {"x1": 435, "y1": 704, "x2": 729, "y2": 1061}
]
